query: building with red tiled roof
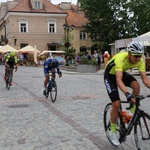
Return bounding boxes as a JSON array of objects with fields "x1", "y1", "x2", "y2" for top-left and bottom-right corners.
[
  {"x1": 0, "y1": 0, "x2": 96, "y2": 60},
  {"x1": 0, "y1": 0, "x2": 67, "y2": 52},
  {"x1": 56, "y1": 2, "x2": 97, "y2": 54}
]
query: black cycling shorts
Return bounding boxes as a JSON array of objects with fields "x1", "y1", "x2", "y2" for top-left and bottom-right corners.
[
  {"x1": 7, "y1": 61, "x2": 15, "y2": 69},
  {"x1": 104, "y1": 71, "x2": 137, "y2": 102}
]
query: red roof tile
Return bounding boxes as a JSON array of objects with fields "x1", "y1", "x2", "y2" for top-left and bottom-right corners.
[
  {"x1": 10, "y1": 0, "x2": 66, "y2": 14},
  {"x1": 55, "y1": 4, "x2": 88, "y2": 28}
]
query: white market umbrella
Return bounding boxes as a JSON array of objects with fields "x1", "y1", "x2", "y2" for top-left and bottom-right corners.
[
  {"x1": 0, "y1": 45, "x2": 18, "y2": 53},
  {"x1": 18, "y1": 45, "x2": 40, "y2": 53}
]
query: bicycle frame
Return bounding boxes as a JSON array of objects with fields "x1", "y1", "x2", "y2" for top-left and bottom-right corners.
[
  {"x1": 119, "y1": 96, "x2": 150, "y2": 142},
  {"x1": 45, "y1": 71, "x2": 57, "y2": 102},
  {"x1": 104, "y1": 94, "x2": 150, "y2": 149}
]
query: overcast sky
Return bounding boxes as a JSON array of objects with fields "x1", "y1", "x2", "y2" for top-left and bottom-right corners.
[{"x1": 0, "y1": 0, "x2": 78, "y2": 4}]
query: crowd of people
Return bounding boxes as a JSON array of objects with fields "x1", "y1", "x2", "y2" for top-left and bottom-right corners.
[{"x1": 75, "y1": 50, "x2": 111, "y2": 71}]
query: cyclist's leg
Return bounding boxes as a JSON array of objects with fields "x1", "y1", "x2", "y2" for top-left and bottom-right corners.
[
  {"x1": 4, "y1": 63, "x2": 8, "y2": 79},
  {"x1": 104, "y1": 73, "x2": 121, "y2": 145},
  {"x1": 44, "y1": 74, "x2": 49, "y2": 88},
  {"x1": 10, "y1": 66, "x2": 14, "y2": 83},
  {"x1": 122, "y1": 72, "x2": 139, "y2": 113},
  {"x1": 43, "y1": 66, "x2": 49, "y2": 95},
  {"x1": 122, "y1": 72, "x2": 140, "y2": 95},
  {"x1": 104, "y1": 73, "x2": 121, "y2": 126}
]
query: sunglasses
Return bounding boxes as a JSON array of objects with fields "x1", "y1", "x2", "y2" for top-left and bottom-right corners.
[{"x1": 132, "y1": 55, "x2": 142, "y2": 58}]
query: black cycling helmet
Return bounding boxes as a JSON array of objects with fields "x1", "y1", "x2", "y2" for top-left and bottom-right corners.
[
  {"x1": 127, "y1": 41, "x2": 144, "y2": 55},
  {"x1": 51, "y1": 59, "x2": 59, "y2": 68}
]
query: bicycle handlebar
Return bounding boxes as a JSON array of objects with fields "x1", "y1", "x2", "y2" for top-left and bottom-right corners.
[
  {"x1": 135, "y1": 94, "x2": 150, "y2": 100},
  {"x1": 126, "y1": 94, "x2": 150, "y2": 110}
]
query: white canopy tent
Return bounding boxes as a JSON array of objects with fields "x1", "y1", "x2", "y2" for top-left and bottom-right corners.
[
  {"x1": 18, "y1": 45, "x2": 40, "y2": 53},
  {"x1": 132, "y1": 31, "x2": 150, "y2": 46},
  {"x1": 0, "y1": 45, "x2": 18, "y2": 53},
  {"x1": 39, "y1": 50, "x2": 66, "y2": 56}
]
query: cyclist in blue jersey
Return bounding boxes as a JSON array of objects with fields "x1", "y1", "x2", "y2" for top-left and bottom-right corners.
[{"x1": 43, "y1": 57, "x2": 62, "y2": 96}]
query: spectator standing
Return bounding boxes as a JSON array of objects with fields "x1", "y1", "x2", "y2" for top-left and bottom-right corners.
[
  {"x1": 97, "y1": 53, "x2": 101, "y2": 71},
  {"x1": 103, "y1": 51, "x2": 110, "y2": 66},
  {"x1": 75, "y1": 53, "x2": 81, "y2": 65},
  {"x1": 93, "y1": 50, "x2": 99, "y2": 71},
  {"x1": 19, "y1": 52, "x2": 24, "y2": 61},
  {"x1": 86, "y1": 52, "x2": 91, "y2": 60}
]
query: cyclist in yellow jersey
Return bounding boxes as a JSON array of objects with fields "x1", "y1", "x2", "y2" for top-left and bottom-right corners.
[
  {"x1": 104, "y1": 41, "x2": 150, "y2": 146},
  {"x1": 4, "y1": 51, "x2": 18, "y2": 86}
]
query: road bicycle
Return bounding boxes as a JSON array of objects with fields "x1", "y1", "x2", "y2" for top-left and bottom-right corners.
[
  {"x1": 103, "y1": 95, "x2": 150, "y2": 150},
  {"x1": 45, "y1": 72, "x2": 57, "y2": 102},
  {"x1": 5, "y1": 66, "x2": 17, "y2": 90}
]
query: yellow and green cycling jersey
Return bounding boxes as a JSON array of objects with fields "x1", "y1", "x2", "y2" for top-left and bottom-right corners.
[
  {"x1": 5, "y1": 53, "x2": 18, "y2": 63},
  {"x1": 106, "y1": 52, "x2": 145, "y2": 74}
]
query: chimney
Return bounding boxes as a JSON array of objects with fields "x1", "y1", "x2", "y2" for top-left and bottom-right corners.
[{"x1": 60, "y1": 2, "x2": 71, "y2": 10}]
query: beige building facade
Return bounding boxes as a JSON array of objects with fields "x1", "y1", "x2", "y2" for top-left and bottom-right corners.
[{"x1": 0, "y1": 0, "x2": 97, "y2": 55}]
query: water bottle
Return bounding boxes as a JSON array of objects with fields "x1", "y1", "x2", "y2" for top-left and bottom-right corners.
[
  {"x1": 121, "y1": 110, "x2": 128, "y2": 123},
  {"x1": 126, "y1": 112, "x2": 132, "y2": 123}
]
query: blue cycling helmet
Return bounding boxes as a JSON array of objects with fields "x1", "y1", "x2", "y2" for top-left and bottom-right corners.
[{"x1": 51, "y1": 59, "x2": 59, "y2": 68}]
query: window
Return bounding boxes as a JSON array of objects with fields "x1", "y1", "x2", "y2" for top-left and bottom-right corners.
[
  {"x1": 20, "y1": 23, "x2": 27, "y2": 33},
  {"x1": 80, "y1": 31, "x2": 86, "y2": 40},
  {"x1": 18, "y1": 19, "x2": 28, "y2": 33},
  {"x1": 20, "y1": 43, "x2": 28, "y2": 49},
  {"x1": 47, "y1": 18, "x2": 57, "y2": 33},
  {"x1": 35, "y1": 2, "x2": 40, "y2": 10},
  {"x1": 49, "y1": 23, "x2": 55, "y2": 33}
]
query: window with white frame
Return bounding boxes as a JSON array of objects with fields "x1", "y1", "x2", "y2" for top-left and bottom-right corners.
[
  {"x1": 49, "y1": 23, "x2": 55, "y2": 33},
  {"x1": 19, "y1": 19, "x2": 28, "y2": 33},
  {"x1": 35, "y1": 1, "x2": 40, "y2": 10},
  {"x1": 47, "y1": 18, "x2": 57, "y2": 33},
  {"x1": 80, "y1": 31, "x2": 86, "y2": 40}
]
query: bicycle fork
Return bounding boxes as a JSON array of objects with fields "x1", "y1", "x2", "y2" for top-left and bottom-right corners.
[{"x1": 140, "y1": 115, "x2": 150, "y2": 140}]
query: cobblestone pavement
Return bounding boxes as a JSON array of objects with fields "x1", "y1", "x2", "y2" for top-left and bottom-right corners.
[{"x1": 0, "y1": 65, "x2": 150, "y2": 150}]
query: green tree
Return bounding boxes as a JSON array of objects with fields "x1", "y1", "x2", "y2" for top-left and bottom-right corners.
[
  {"x1": 79, "y1": 0, "x2": 150, "y2": 51},
  {"x1": 129, "y1": 0, "x2": 150, "y2": 36},
  {"x1": 79, "y1": 0, "x2": 120, "y2": 51}
]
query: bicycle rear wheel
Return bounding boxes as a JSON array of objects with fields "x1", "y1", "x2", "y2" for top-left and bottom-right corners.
[
  {"x1": 103, "y1": 103, "x2": 122, "y2": 146},
  {"x1": 50, "y1": 81, "x2": 57, "y2": 102},
  {"x1": 134, "y1": 112, "x2": 150, "y2": 150}
]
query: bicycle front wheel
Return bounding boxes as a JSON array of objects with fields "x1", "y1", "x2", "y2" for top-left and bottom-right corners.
[
  {"x1": 103, "y1": 103, "x2": 122, "y2": 146},
  {"x1": 50, "y1": 81, "x2": 57, "y2": 102},
  {"x1": 134, "y1": 112, "x2": 150, "y2": 150}
]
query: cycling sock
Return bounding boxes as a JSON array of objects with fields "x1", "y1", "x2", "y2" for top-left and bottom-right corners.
[
  {"x1": 130, "y1": 104, "x2": 136, "y2": 114},
  {"x1": 111, "y1": 123, "x2": 116, "y2": 133}
]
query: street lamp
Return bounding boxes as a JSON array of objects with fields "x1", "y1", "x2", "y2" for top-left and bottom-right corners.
[{"x1": 63, "y1": 24, "x2": 74, "y2": 53}]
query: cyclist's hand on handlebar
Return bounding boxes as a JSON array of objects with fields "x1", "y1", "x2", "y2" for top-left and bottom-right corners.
[{"x1": 125, "y1": 92, "x2": 136, "y2": 103}]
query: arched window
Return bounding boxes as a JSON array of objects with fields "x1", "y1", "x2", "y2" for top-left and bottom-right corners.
[
  {"x1": 47, "y1": 18, "x2": 57, "y2": 33},
  {"x1": 18, "y1": 18, "x2": 28, "y2": 33}
]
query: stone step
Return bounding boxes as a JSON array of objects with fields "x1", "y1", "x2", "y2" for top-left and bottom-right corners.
[{"x1": 59, "y1": 65, "x2": 77, "y2": 72}]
